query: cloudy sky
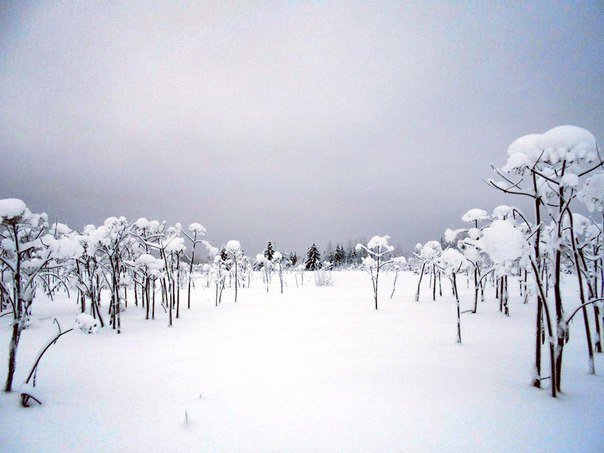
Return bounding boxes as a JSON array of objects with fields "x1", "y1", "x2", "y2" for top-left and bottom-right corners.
[{"x1": 1, "y1": 1, "x2": 603, "y2": 254}]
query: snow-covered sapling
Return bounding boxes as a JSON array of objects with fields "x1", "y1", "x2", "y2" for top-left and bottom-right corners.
[
  {"x1": 389, "y1": 256, "x2": 407, "y2": 299},
  {"x1": 356, "y1": 236, "x2": 394, "y2": 310},
  {"x1": 436, "y1": 248, "x2": 468, "y2": 343},
  {"x1": 0, "y1": 199, "x2": 51, "y2": 392},
  {"x1": 183, "y1": 223, "x2": 206, "y2": 310},
  {"x1": 224, "y1": 240, "x2": 243, "y2": 302},
  {"x1": 414, "y1": 241, "x2": 442, "y2": 302}
]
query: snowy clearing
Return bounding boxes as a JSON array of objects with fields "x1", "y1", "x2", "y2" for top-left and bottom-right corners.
[{"x1": 1, "y1": 271, "x2": 602, "y2": 452}]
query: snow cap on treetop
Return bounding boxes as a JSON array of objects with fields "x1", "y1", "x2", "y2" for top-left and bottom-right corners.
[
  {"x1": 461, "y1": 209, "x2": 488, "y2": 223},
  {"x1": 136, "y1": 253, "x2": 163, "y2": 270},
  {"x1": 367, "y1": 235, "x2": 393, "y2": 251},
  {"x1": 540, "y1": 125, "x2": 597, "y2": 161},
  {"x1": 492, "y1": 205, "x2": 513, "y2": 220},
  {"x1": 103, "y1": 217, "x2": 119, "y2": 227},
  {"x1": 45, "y1": 235, "x2": 84, "y2": 259},
  {"x1": 0, "y1": 198, "x2": 28, "y2": 223},
  {"x1": 164, "y1": 236, "x2": 185, "y2": 253},
  {"x1": 444, "y1": 228, "x2": 465, "y2": 243},
  {"x1": 437, "y1": 248, "x2": 467, "y2": 273},
  {"x1": 504, "y1": 134, "x2": 542, "y2": 171},
  {"x1": 225, "y1": 240, "x2": 241, "y2": 252},
  {"x1": 188, "y1": 223, "x2": 206, "y2": 234},
  {"x1": 391, "y1": 256, "x2": 407, "y2": 265},
  {"x1": 478, "y1": 220, "x2": 525, "y2": 264},
  {"x1": 420, "y1": 241, "x2": 442, "y2": 259},
  {"x1": 50, "y1": 222, "x2": 72, "y2": 236},
  {"x1": 504, "y1": 126, "x2": 597, "y2": 171},
  {"x1": 135, "y1": 217, "x2": 150, "y2": 229}
]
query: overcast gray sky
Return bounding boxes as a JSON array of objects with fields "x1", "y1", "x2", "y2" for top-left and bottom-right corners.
[{"x1": 1, "y1": 1, "x2": 603, "y2": 254}]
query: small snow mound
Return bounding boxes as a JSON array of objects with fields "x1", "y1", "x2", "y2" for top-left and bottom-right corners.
[{"x1": 75, "y1": 313, "x2": 99, "y2": 334}]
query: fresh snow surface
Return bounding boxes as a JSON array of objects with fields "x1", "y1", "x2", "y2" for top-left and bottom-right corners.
[{"x1": 1, "y1": 271, "x2": 603, "y2": 452}]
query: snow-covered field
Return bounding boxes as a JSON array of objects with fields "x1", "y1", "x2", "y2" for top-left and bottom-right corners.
[{"x1": 1, "y1": 271, "x2": 603, "y2": 452}]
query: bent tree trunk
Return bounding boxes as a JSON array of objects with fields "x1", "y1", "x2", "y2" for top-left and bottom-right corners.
[
  {"x1": 5, "y1": 322, "x2": 21, "y2": 392},
  {"x1": 415, "y1": 262, "x2": 426, "y2": 302}
]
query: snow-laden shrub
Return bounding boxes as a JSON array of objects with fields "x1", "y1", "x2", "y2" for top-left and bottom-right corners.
[{"x1": 314, "y1": 269, "x2": 334, "y2": 287}]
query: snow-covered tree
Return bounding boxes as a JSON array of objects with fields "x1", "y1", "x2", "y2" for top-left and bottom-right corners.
[
  {"x1": 183, "y1": 223, "x2": 206, "y2": 310},
  {"x1": 414, "y1": 241, "x2": 443, "y2": 301},
  {"x1": 0, "y1": 199, "x2": 51, "y2": 391},
  {"x1": 224, "y1": 240, "x2": 243, "y2": 302},
  {"x1": 436, "y1": 248, "x2": 469, "y2": 343},
  {"x1": 491, "y1": 124, "x2": 602, "y2": 396},
  {"x1": 389, "y1": 256, "x2": 407, "y2": 299},
  {"x1": 356, "y1": 235, "x2": 394, "y2": 310},
  {"x1": 305, "y1": 243, "x2": 321, "y2": 271}
]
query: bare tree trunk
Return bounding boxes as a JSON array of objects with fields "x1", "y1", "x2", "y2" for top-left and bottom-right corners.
[
  {"x1": 453, "y1": 273, "x2": 461, "y2": 344},
  {"x1": 390, "y1": 270, "x2": 399, "y2": 299},
  {"x1": 176, "y1": 253, "x2": 181, "y2": 319},
  {"x1": 234, "y1": 261, "x2": 238, "y2": 303},
  {"x1": 415, "y1": 262, "x2": 426, "y2": 302},
  {"x1": 568, "y1": 213, "x2": 595, "y2": 374},
  {"x1": 432, "y1": 265, "x2": 436, "y2": 301},
  {"x1": 5, "y1": 322, "x2": 21, "y2": 392}
]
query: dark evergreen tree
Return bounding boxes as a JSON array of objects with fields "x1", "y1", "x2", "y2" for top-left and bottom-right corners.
[
  {"x1": 264, "y1": 241, "x2": 275, "y2": 261},
  {"x1": 333, "y1": 244, "x2": 344, "y2": 267},
  {"x1": 289, "y1": 252, "x2": 298, "y2": 267},
  {"x1": 305, "y1": 243, "x2": 322, "y2": 271}
]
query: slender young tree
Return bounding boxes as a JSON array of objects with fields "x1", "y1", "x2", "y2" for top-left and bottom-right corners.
[{"x1": 356, "y1": 236, "x2": 395, "y2": 310}]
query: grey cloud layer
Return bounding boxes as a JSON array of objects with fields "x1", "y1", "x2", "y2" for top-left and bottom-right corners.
[{"x1": 1, "y1": 1, "x2": 602, "y2": 253}]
